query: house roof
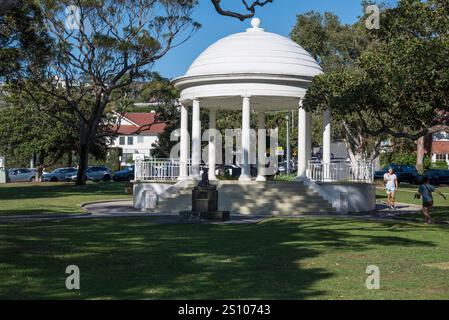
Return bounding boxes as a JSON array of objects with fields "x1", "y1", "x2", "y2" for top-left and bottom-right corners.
[{"x1": 113, "y1": 112, "x2": 166, "y2": 136}]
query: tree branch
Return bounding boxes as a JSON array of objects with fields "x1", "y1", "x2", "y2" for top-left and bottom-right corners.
[{"x1": 210, "y1": 0, "x2": 274, "y2": 21}]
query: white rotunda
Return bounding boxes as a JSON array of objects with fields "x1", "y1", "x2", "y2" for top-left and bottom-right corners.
[{"x1": 172, "y1": 18, "x2": 332, "y2": 182}]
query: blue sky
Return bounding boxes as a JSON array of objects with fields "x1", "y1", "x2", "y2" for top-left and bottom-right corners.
[{"x1": 153, "y1": 0, "x2": 398, "y2": 79}]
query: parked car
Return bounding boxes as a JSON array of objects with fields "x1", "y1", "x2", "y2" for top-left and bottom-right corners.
[
  {"x1": 65, "y1": 170, "x2": 78, "y2": 181},
  {"x1": 43, "y1": 167, "x2": 77, "y2": 182},
  {"x1": 7, "y1": 168, "x2": 37, "y2": 182},
  {"x1": 215, "y1": 164, "x2": 242, "y2": 179},
  {"x1": 424, "y1": 169, "x2": 449, "y2": 186},
  {"x1": 113, "y1": 166, "x2": 134, "y2": 182},
  {"x1": 374, "y1": 164, "x2": 421, "y2": 185},
  {"x1": 277, "y1": 160, "x2": 297, "y2": 175},
  {"x1": 68, "y1": 166, "x2": 113, "y2": 182}
]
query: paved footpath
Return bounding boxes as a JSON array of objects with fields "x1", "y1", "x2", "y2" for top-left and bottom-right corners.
[
  {"x1": 0, "y1": 199, "x2": 429, "y2": 224},
  {"x1": 0, "y1": 200, "x2": 266, "y2": 224}
]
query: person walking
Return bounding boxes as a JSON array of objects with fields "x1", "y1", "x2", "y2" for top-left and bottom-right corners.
[
  {"x1": 417, "y1": 176, "x2": 446, "y2": 224},
  {"x1": 384, "y1": 167, "x2": 398, "y2": 210},
  {"x1": 36, "y1": 163, "x2": 45, "y2": 183}
]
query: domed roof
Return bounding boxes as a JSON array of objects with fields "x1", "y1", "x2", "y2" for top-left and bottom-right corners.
[{"x1": 182, "y1": 18, "x2": 322, "y2": 79}]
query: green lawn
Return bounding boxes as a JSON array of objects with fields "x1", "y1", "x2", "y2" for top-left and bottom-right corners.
[
  {"x1": 0, "y1": 182, "x2": 131, "y2": 216},
  {"x1": 376, "y1": 184, "x2": 449, "y2": 221},
  {"x1": 0, "y1": 217, "x2": 448, "y2": 299},
  {"x1": 0, "y1": 182, "x2": 448, "y2": 299}
]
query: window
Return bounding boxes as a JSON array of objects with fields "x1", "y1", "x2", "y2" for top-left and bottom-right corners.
[
  {"x1": 119, "y1": 137, "x2": 125, "y2": 145},
  {"x1": 433, "y1": 131, "x2": 449, "y2": 141},
  {"x1": 137, "y1": 136, "x2": 144, "y2": 143},
  {"x1": 122, "y1": 153, "x2": 133, "y2": 162},
  {"x1": 436, "y1": 154, "x2": 448, "y2": 162},
  {"x1": 127, "y1": 137, "x2": 134, "y2": 145}
]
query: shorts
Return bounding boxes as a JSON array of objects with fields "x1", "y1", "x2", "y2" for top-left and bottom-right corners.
[
  {"x1": 423, "y1": 201, "x2": 433, "y2": 208},
  {"x1": 386, "y1": 187, "x2": 396, "y2": 194}
]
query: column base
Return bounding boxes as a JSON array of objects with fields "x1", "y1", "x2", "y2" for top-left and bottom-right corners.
[
  {"x1": 177, "y1": 176, "x2": 189, "y2": 181},
  {"x1": 238, "y1": 175, "x2": 252, "y2": 182}
]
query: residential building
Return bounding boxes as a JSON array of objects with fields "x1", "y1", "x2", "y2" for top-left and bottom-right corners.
[
  {"x1": 431, "y1": 131, "x2": 449, "y2": 165},
  {"x1": 110, "y1": 112, "x2": 166, "y2": 164}
]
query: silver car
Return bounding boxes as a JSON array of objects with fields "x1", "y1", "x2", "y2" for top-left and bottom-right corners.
[
  {"x1": 7, "y1": 168, "x2": 37, "y2": 182},
  {"x1": 43, "y1": 167, "x2": 78, "y2": 182},
  {"x1": 69, "y1": 166, "x2": 113, "y2": 182}
]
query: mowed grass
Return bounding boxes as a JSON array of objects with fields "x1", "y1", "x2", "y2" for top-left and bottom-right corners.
[
  {"x1": 0, "y1": 217, "x2": 449, "y2": 299},
  {"x1": 375, "y1": 183, "x2": 449, "y2": 221},
  {"x1": 0, "y1": 182, "x2": 131, "y2": 216}
]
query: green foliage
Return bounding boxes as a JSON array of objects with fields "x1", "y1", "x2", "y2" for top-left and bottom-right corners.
[
  {"x1": 391, "y1": 153, "x2": 416, "y2": 166},
  {"x1": 273, "y1": 174, "x2": 297, "y2": 182},
  {"x1": 0, "y1": 0, "x2": 51, "y2": 81},
  {"x1": 380, "y1": 152, "x2": 433, "y2": 172},
  {"x1": 300, "y1": 0, "x2": 449, "y2": 162},
  {"x1": 431, "y1": 162, "x2": 449, "y2": 170},
  {"x1": 7, "y1": 0, "x2": 200, "y2": 185},
  {"x1": 290, "y1": 11, "x2": 367, "y2": 73},
  {"x1": 89, "y1": 148, "x2": 122, "y2": 172},
  {"x1": 0, "y1": 87, "x2": 78, "y2": 168}
]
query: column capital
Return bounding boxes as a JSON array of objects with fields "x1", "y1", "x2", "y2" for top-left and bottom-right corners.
[
  {"x1": 192, "y1": 97, "x2": 202, "y2": 104},
  {"x1": 241, "y1": 95, "x2": 251, "y2": 99}
]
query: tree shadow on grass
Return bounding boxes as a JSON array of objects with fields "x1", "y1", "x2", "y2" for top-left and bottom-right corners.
[
  {"x1": 0, "y1": 182, "x2": 128, "y2": 201},
  {"x1": 398, "y1": 206, "x2": 449, "y2": 223},
  {"x1": 0, "y1": 217, "x2": 440, "y2": 300}
]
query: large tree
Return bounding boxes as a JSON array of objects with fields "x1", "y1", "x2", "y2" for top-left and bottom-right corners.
[
  {"x1": 0, "y1": 0, "x2": 51, "y2": 80},
  {"x1": 299, "y1": 0, "x2": 449, "y2": 164},
  {"x1": 291, "y1": 9, "x2": 377, "y2": 163},
  {"x1": 11, "y1": 0, "x2": 199, "y2": 185},
  {"x1": 0, "y1": 87, "x2": 79, "y2": 167}
]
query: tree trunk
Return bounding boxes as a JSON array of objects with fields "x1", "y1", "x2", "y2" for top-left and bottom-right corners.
[
  {"x1": 76, "y1": 144, "x2": 89, "y2": 186},
  {"x1": 416, "y1": 136, "x2": 425, "y2": 170},
  {"x1": 424, "y1": 133, "x2": 433, "y2": 158},
  {"x1": 67, "y1": 151, "x2": 73, "y2": 168},
  {"x1": 416, "y1": 134, "x2": 432, "y2": 170}
]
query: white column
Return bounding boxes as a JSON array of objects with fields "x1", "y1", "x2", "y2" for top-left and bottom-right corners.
[
  {"x1": 256, "y1": 111, "x2": 266, "y2": 182},
  {"x1": 323, "y1": 109, "x2": 331, "y2": 163},
  {"x1": 178, "y1": 104, "x2": 189, "y2": 180},
  {"x1": 306, "y1": 111, "x2": 312, "y2": 171},
  {"x1": 297, "y1": 99, "x2": 311, "y2": 178},
  {"x1": 323, "y1": 109, "x2": 331, "y2": 180},
  {"x1": 191, "y1": 98, "x2": 201, "y2": 178},
  {"x1": 239, "y1": 96, "x2": 252, "y2": 181},
  {"x1": 208, "y1": 109, "x2": 217, "y2": 180}
]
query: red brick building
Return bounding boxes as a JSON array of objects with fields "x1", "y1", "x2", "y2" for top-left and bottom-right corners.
[{"x1": 430, "y1": 131, "x2": 449, "y2": 165}]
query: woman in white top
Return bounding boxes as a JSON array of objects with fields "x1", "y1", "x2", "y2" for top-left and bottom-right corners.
[{"x1": 384, "y1": 167, "x2": 398, "y2": 210}]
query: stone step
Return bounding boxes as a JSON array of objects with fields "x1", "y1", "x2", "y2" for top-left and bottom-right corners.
[{"x1": 153, "y1": 181, "x2": 336, "y2": 215}]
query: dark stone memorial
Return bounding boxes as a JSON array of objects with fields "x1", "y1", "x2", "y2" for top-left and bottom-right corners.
[{"x1": 180, "y1": 171, "x2": 230, "y2": 221}]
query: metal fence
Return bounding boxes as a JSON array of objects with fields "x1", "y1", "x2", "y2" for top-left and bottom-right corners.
[
  {"x1": 134, "y1": 159, "x2": 204, "y2": 181},
  {"x1": 135, "y1": 159, "x2": 375, "y2": 182},
  {"x1": 134, "y1": 159, "x2": 180, "y2": 181},
  {"x1": 307, "y1": 161, "x2": 374, "y2": 183}
]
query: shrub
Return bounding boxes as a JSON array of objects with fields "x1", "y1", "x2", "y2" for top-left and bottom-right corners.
[
  {"x1": 431, "y1": 161, "x2": 449, "y2": 170},
  {"x1": 273, "y1": 174, "x2": 297, "y2": 182}
]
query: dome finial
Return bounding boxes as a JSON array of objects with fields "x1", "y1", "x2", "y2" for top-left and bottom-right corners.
[{"x1": 251, "y1": 17, "x2": 261, "y2": 29}]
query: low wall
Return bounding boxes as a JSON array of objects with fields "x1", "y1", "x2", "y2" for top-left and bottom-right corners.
[
  {"x1": 306, "y1": 180, "x2": 376, "y2": 213},
  {"x1": 133, "y1": 181, "x2": 175, "y2": 209}
]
